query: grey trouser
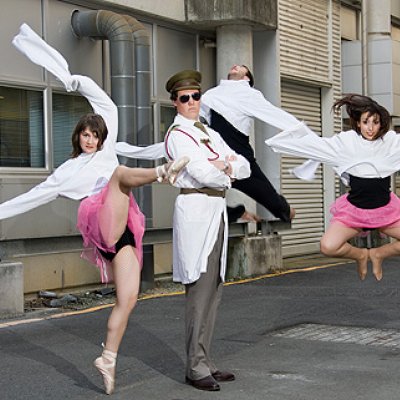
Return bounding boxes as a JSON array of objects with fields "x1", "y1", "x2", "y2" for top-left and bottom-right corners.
[{"x1": 185, "y1": 217, "x2": 224, "y2": 379}]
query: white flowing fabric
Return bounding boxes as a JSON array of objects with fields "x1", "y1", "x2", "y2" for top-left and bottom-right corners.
[
  {"x1": 0, "y1": 24, "x2": 119, "y2": 220},
  {"x1": 115, "y1": 141, "x2": 166, "y2": 160},
  {"x1": 13, "y1": 23, "x2": 78, "y2": 92},
  {"x1": 291, "y1": 159, "x2": 321, "y2": 181},
  {"x1": 266, "y1": 121, "x2": 400, "y2": 184}
]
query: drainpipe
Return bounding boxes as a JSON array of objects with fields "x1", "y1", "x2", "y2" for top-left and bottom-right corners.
[
  {"x1": 121, "y1": 14, "x2": 154, "y2": 239},
  {"x1": 122, "y1": 15, "x2": 152, "y2": 149},
  {"x1": 71, "y1": 10, "x2": 135, "y2": 146}
]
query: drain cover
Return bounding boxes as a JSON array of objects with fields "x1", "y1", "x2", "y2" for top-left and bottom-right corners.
[{"x1": 272, "y1": 324, "x2": 400, "y2": 348}]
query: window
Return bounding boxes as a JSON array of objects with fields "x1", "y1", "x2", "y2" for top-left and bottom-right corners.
[
  {"x1": 160, "y1": 105, "x2": 176, "y2": 140},
  {"x1": 0, "y1": 86, "x2": 44, "y2": 168},
  {"x1": 392, "y1": 25, "x2": 400, "y2": 41},
  {"x1": 340, "y1": 5, "x2": 360, "y2": 41},
  {"x1": 52, "y1": 93, "x2": 91, "y2": 167}
]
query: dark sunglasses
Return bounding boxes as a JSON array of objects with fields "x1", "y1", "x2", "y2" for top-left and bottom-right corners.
[{"x1": 178, "y1": 92, "x2": 201, "y2": 103}]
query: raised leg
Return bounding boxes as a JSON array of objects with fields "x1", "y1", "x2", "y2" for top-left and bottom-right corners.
[{"x1": 98, "y1": 159, "x2": 189, "y2": 247}]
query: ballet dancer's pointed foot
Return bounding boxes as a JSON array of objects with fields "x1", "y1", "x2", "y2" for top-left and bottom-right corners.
[
  {"x1": 94, "y1": 349, "x2": 117, "y2": 395},
  {"x1": 156, "y1": 157, "x2": 190, "y2": 184},
  {"x1": 369, "y1": 247, "x2": 383, "y2": 281},
  {"x1": 357, "y1": 248, "x2": 369, "y2": 281},
  {"x1": 167, "y1": 156, "x2": 190, "y2": 184}
]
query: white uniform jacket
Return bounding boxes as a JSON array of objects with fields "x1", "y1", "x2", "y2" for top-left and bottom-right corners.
[
  {"x1": 165, "y1": 114, "x2": 251, "y2": 284},
  {"x1": 266, "y1": 122, "x2": 400, "y2": 184},
  {"x1": 0, "y1": 24, "x2": 118, "y2": 220}
]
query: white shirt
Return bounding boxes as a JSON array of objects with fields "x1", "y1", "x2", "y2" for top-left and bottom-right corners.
[
  {"x1": 200, "y1": 79, "x2": 300, "y2": 135},
  {"x1": 0, "y1": 24, "x2": 118, "y2": 220},
  {"x1": 266, "y1": 122, "x2": 400, "y2": 184},
  {"x1": 166, "y1": 114, "x2": 251, "y2": 284}
]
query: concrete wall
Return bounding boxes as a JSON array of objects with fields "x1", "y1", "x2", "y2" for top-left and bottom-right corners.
[
  {"x1": 227, "y1": 234, "x2": 282, "y2": 280},
  {"x1": 342, "y1": 41, "x2": 363, "y2": 95}
]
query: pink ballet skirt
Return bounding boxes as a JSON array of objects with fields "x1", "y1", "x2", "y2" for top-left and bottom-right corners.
[
  {"x1": 77, "y1": 183, "x2": 145, "y2": 283},
  {"x1": 330, "y1": 192, "x2": 400, "y2": 229}
]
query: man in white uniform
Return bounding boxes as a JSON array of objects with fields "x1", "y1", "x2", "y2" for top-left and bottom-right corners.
[{"x1": 165, "y1": 70, "x2": 250, "y2": 391}]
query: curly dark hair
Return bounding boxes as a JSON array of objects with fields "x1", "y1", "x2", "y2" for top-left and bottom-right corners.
[
  {"x1": 71, "y1": 113, "x2": 108, "y2": 158},
  {"x1": 332, "y1": 94, "x2": 391, "y2": 140}
]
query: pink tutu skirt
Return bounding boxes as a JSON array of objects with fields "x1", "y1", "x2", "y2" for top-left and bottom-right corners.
[
  {"x1": 77, "y1": 184, "x2": 145, "y2": 283},
  {"x1": 330, "y1": 193, "x2": 400, "y2": 229}
]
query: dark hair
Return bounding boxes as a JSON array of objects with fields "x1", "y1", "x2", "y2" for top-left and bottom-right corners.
[
  {"x1": 332, "y1": 94, "x2": 391, "y2": 140},
  {"x1": 71, "y1": 113, "x2": 108, "y2": 157},
  {"x1": 242, "y1": 65, "x2": 254, "y2": 87}
]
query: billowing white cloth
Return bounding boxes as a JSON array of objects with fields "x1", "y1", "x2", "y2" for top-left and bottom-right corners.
[
  {"x1": 0, "y1": 24, "x2": 118, "y2": 220},
  {"x1": 165, "y1": 114, "x2": 251, "y2": 284},
  {"x1": 291, "y1": 159, "x2": 320, "y2": 181},
  {"x1": 13, "y1": 23, "x2": 78, "y2": 92},
  {"x1": 266, "y1": 122, "x2": 400, "y2": 184},
  {"x1": 116, "y1": 141, "x2": 166, "y2": 160},
  {"x1": 200, "y1": 79, "x2": 300, "y2": 135}
]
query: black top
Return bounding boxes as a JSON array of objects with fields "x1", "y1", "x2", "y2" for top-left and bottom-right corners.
[{"x1": 347, "y1": 175, "x2": 391, "y2": 209}]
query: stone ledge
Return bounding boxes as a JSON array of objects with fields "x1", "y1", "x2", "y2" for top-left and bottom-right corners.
[{"x1": 185, "y1": 0, "x2": 277, "y2": 30}]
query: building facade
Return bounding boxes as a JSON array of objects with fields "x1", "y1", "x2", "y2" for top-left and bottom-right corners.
[{"x1": 0, "y1": 0, "x2": 399, "y2": 294}]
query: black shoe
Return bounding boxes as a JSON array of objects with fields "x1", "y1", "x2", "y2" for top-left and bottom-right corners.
[
  {"x1": 185, "y1": 375, "x2": 220, "y2": 391},
  {"x1": 212, "y1": 370, "x2": 236, "y2": 382}
]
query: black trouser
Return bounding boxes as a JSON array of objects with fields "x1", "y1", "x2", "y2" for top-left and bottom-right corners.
[
  {"x1": 210, "y1": 109, "x2": 291, "y2": 222},
  {"x1": 232, "y1": 160, "x2": 291, "y2": 222}
]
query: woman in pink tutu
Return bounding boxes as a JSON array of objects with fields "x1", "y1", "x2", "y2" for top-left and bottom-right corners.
[
  {"x1": 5, "y1": 24, "x2": 189, "y2": 395},
  {"x1": 70, "y1": 112, "x2": 187, "y2": 396},
  {"x1": 266, "y1": 94, "x2": 400, "y2": 282}
]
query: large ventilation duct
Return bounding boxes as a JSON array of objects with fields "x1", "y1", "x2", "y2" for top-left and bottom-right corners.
[
  {"x1": 71, "y1": 10, "x2": 136, "y2": 145},
  {"x1": 120, "y1": 14, "x2": 153, "y2": 226},
  {"x1": 122, "y1": 15, "x2": 151, "y2": 150}
]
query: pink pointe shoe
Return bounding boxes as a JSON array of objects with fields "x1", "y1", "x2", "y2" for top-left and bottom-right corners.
[
  {"x1": 94, "y1": 349, "x2": 117, "y2": 395},
  {"x1": 167, "y1": 156, "x2": 190, "y2": 184},
  {"x1": 156, "y1": 156, "x2": 190, "y2": 184}
]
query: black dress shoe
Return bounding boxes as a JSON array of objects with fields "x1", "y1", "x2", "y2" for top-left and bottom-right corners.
[
  {"x1": 185, "y1": 375, "x2": 220, "y2": 391},
  {"x1": 212, "y1": 370, "x2": 236, "y2": 382}
]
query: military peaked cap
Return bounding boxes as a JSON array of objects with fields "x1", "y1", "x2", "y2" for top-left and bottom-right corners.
[{"x1": 165, "y1": 69, "x2": 202, "y2": 93}]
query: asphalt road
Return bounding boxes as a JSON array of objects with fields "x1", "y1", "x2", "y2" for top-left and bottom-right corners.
[{"x1": 2, "y1": 257, "x2": 400, "y2": 399}]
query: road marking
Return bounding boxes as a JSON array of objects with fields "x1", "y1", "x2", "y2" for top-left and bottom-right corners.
[{"x1": 272, "y1": 323, "x2": 400, "y2": 348}]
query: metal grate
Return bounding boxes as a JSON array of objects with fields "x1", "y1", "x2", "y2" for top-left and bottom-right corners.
[{"x1": 272, "y1": 324, "x2": 400, "y2": 348}]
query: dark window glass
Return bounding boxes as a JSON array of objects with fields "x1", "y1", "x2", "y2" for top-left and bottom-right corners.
[{"x1": 0, "y1": 87, "x2": 44, "y2": 167}]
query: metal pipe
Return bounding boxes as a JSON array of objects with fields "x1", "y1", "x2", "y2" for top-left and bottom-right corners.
[
  {"x1": 121, "y1": 15, "x2": 153, "y2": 229},
  {"x1": 71, "y1": 10, "x2": 135, "y2": 145},
  {"x1": 122, "y1": 15, "x2": 152, "y2": 148}
]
